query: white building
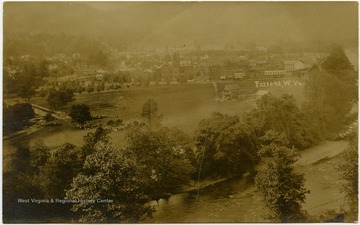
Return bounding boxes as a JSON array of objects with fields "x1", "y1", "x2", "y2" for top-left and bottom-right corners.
[
  {"x1": 57, "y1": 75, "x2": 77, "y2": 82},
  {"x1": 284, "y1": 60, "x2": 305, "y2": 71},
  {"x1": 264, "y1": 70, "x2": 286, "y2": 76},
  {"x1": 256, "y1": 90, "x2": 269, "y2": 99},
  {"x1": 180, "y1": 60, "x2": 192, "y2": 67},
  {"x1": 234, "y1": 72, "x2": 246, "y2": 79}
]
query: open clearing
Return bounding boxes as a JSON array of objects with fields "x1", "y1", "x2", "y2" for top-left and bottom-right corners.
[{"x1": 29, "y1": 80, "x2": 305, "y2": 132}]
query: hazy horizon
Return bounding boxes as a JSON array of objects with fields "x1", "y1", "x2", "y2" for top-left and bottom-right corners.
[{"x1": 4, "y1": 1, "x2": 358, "y2": 50}]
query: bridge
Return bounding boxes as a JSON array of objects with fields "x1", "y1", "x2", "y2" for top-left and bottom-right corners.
[{"x1": 31, "y1": 104, "x2": 69, "y2": 120}]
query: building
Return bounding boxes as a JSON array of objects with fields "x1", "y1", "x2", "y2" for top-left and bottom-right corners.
[
  {"x1": 284, "y1": 60, "x2": 305, "y2": 71},
  {"x1": 179, "y1": 60, "x2": 191, "y2": 67},
  {"x1": 223, "y1": 84, "x2": 241, "y2": 100},
  {"x1": 256, "y1": 90, "x2": 269, "y2": 99},
  {"x1": 264, "y1": 70, "x2": 286, "y2": 76},
  {"x1": 57, "y1": 75, "x2": 77, "y2": 82},
  {"x1": 234, "y1": 72, "x2": 246, "y2": 79},
  {"x1": 95, "y1": 74, "x2": 103, "y2": 81}
]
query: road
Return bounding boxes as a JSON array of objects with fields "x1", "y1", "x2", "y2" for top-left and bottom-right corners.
[
  {"x1": 297, "y1": 140, "x2": 349, "y2": 166},
  {"x1": 296, "y1": 140, "x2": 350, "y2": 217}
]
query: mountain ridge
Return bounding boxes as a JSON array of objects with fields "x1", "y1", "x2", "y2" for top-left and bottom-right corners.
[{"x1": 4, "y1": 2, "x2": 358, "y2": 50}]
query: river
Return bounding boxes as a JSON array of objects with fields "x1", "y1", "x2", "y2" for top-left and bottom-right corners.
[{"x1": 144, "y1": 175, "x2": 267, "y2": 223}]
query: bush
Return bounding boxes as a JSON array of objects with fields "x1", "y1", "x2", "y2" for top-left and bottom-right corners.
[{"x1": 69, "y1": 104, "x2": 92, "y2": 125}]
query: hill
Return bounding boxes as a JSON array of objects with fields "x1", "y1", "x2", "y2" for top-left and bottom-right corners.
[{"x1": 4, "y1": 2, "x2": 358, "y2": 51}]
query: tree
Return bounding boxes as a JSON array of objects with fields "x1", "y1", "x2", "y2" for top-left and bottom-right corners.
[
  {"x1": 66, "y1": 143, "x2": 154, "y2": 223},
  {"x1": 28, "y1": 140, "x2": 51, "y2": 174},
  {"x1": 141, "y1": 98, "x2": 162, "y2": 130},
  {"x1": 3, "y1": 103, "x2": 35, "y2": 134},
  {"x1": 322, "y1": 45, "x2": 355, "y2": 76},
  {"x1": 4, "y1": 62, "x2": 48, "y2": 101},
  {"x1": 304, "y1": 68, "x2": 355, "y2": 138},
  {"x1": 125, "y1": 126, "x2": 195, "y2": 199},
  {"x1": 255, "y1": 130, "x2": 309, "y2": 222},
  {"x1": 4, "y1": 69, "x2": 19, "y2": 96},
  {"x1": 195, "y1": 111, "x2": 277, "y2": 179},
  {"x1": 39, "y1": 143, "x2": 84, "y2": 199},
  {"x1": 338, "y1": 133, "x2": 358, "y2": 221},
  {"x1": 82, "y1": 126, "x2": 111, "y2": 155},
  {"x1": 303, "y1": 45, "x2": 357, "y2": 139},
  {"x1": 195, "y1": 112, "x2": 256, "y2": 178},
  {"x1": 253, "y1": 93, "x2": 314, "y2": 149},
  {"x1": 3, "y1": 142, "x2": 50, "y2": 222},
  {"x1": 87, "y1": 85, "x2": 94, "y2": 93},
  {"x1": 69, "y1": 104, "x2": 92, "y2": 125},
  {"x1": 16, "y1": 63, "x2": 43, "y2": 101},
  {"x1": 47, "y1": 88, "x2": 75, "y2": 110},
  {"x1": 37, "y1": 60, "x2": 50, "y2": 78}
]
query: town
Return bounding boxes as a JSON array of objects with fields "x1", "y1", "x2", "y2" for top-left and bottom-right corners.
[
  {"x1": 3, "y1": 1, "x2": 358, "y2": 224},
  {"x1": 4, "y1": 44, "x2": 330, "y2": 102}
]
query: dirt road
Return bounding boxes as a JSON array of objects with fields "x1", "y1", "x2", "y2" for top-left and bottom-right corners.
[
  {"x1": 297, "y1": 140, "x2": 349, "y2": 166},
  {"x1": 297, "y1": 140, "x2": 350, "y2": 217}
]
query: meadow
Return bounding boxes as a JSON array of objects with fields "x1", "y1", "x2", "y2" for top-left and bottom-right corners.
[{"x1": 31, "y1": 80, "x2": 305, "y2": 133}]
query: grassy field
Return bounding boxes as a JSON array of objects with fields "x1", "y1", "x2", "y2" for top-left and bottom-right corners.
[
  {"x1": 29, "y1": 81, "x2": 305, "y2": 133},
  {"x1": 75, "y1": 83, "x2": 217, "y2": 132}
]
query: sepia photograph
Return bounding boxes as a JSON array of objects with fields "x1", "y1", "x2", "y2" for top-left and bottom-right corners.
[{"x1": 2, "y1": 1, "x2": 358, "y2": 223}]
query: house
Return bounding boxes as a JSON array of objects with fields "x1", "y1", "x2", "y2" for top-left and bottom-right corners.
[
  {"x1": 301, "y1": 55, "x2": 318, "y2": 69},
  {"x1": 284, "y1": 60, "x2": 305, "y2": 71},
  {"x1": 234, "y1": 72, "x2": 246, "y2": 79},
  {"x1": 238, "y1": 55, "x2": 248, "y2": 61},
  {"x1": 72, "y1": 53, "x2": 81, "y2": 59},
  {"x1": 96, "y1": 69, "x2": 106, "y2": 74},
  {"x1": 20, "y1": 55, "x2": 31, "y2": 61},
  {"x1": 95, "y1": 74, "x2": 103, "y2": 81},
  {"x1": 57, "y1": 75, "x2": 77, "y2": 82},
  {"x1": 264, "y1": 70, "x2": 286, "y2": 76},
  {"x1": 75, "y1": 62, "x2": 87, "y2": 70},
  {"x1": 180, "y1": 60, "x2": 191, "y2": 67},
  {"x1": 223, "y1": 84, "x2": 257, "y2": 100},
  {"x1": 53, "y1": 54, "x2": 67, "y2": 61},
  {"x1": 223, "y1": 84, "x2": 241, "y2": 100},
  {"x1": 256, "y1": 46, "x2": 268, "y2": 53},
  {"x1": 94, "y1": 69, "x2": 107, "y2": 81},
  {"x1": 200, "y1": 55, "x2": 209, "y2": 61},
  {"x1": 256, "y1": 90, "x2": 269, "y2": 99}
]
